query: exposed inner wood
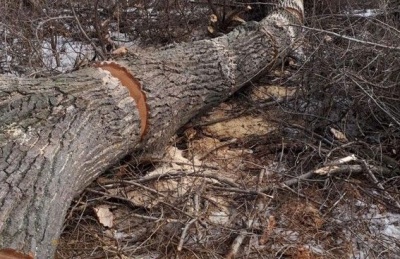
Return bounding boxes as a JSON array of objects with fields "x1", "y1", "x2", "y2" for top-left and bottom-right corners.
[
  {"x1": 0, "y1": 248, "x2": 34, "y2": 259},
  {"x1": 93, "y1": 61, "x2": 149, "y2": 139}
]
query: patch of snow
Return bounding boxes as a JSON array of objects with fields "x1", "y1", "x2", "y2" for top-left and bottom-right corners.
[
  {"x1": 41, "y1": 36, "x2": 94, "y2": 72},
  {"x1": 126, "y1": 7, "x2": 137, "y2": 13},
  {"x1": 338, "y1": 203, "x2": 400, "y2": 258},
  {"x1": 110, "y1": 31, "x2": 135, "y2": 45},
  {"x1": 344, "y1": 9, "x2": 382, "y2": 17},
  {"x1": 355, "y1": 200, "x2": 366, "y2": 207},
  {"x1": 384, "y1": 224, "x2": 400, "y2": 239}
]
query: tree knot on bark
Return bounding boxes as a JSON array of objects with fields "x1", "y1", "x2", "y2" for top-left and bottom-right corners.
[{"x1": 92, "y1": 61, "x2": 149, "y2": 140}]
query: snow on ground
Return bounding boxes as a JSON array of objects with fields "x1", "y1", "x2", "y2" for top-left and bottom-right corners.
[
  {"x1": 41, "y1": 37, "x2": 93, "y2": 72},
  {"x1": 345, "y1": 9, "x2": 382, "y2": 17},
  {"x1": 338, "y1": 200, "x2": 400, "y2": 258}
]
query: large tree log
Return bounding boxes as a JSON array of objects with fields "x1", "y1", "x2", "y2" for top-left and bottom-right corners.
[{"x1": 0, "y1": 0, "x2": 304, "y2": 257}]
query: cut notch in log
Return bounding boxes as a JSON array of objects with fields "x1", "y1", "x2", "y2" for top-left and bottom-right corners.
[{"x1": 93, "y1": 61, "x2": 149, "y2": 139}]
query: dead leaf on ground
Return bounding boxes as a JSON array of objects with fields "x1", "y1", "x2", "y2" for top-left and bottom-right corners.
[
  {"x1": 94, "y1": 205, "x2": 114, "y2": 228},
  {"x1": 330, "y1": 128, "x2": 348, "y2": 142}
]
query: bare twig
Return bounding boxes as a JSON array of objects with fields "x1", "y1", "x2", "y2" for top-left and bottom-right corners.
[
  {"x1": 323, "y1": 191, "x2": 347, "y2": 217},
  {"x1": 211, "y1": 186, "x2": 273, "y2": 199},
  {"x1": 225, "y1": 217, "x2": 256, "y2": 259},
  {"x1": 260, "y1": 162, "x2": 391, "y2": 193},
  {"x1": 85, "y1": 188, "x2": 179, "y2": 222},
  {"x1": 177, "y1": 218, "x2": 198, "y2": 251},
  {"x1": 360, "y1": 159, "x2": 400, "y2": 209},
  {"x1": 93, "y1": 0, "x2": 108, "y2": 56},
  {"x1": 35, "y1": 16, "x2": 74, "y2": 43},
  {"x1": 69, "y1": 1, "x2": 106, "y2": 60},
  {"x1": 225, "y1": 228, "x2": 247, "y2": 259},
  {"x1": 199, "y1": 138, "x2": 238, "y2": 160},
  {"x1": 115, "y1": 180, "x2": 167, "y2": 197},
  {"x1": 349, "y1": 75, "x2": 400, "y2": 127},
  {"x1": 301, "y1": 25, "x2": 400, "y2": 50},
  {"x1": 137, "y1": 171, "x2": 240, "y2": 188}
]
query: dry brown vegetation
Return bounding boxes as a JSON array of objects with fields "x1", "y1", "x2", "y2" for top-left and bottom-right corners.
[{"x1": 1, "y1": 0, "x2": 400, "y2": 258}]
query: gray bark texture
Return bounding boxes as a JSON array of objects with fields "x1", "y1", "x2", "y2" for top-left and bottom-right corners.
[{"x1": 0, "y1": 0, "x2": 303, "y2": 257}]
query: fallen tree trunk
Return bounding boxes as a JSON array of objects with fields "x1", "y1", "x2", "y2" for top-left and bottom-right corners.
[{"x1": 0, "y1": 0, "x2": 304, "y2": 257}]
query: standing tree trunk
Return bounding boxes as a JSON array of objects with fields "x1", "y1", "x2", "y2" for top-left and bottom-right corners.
[{"x1": 0, "y1": 0, "x2": 304, "y2": 257}]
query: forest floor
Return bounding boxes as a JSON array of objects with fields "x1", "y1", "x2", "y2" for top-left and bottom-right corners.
[{"x1": 56, "y1": 65, "x2": 400, "y2": 258}]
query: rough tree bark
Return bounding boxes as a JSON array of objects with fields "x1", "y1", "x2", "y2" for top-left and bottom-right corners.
[{"x1": 0, "y1": 0, "x2": 304, "y2": 257}]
